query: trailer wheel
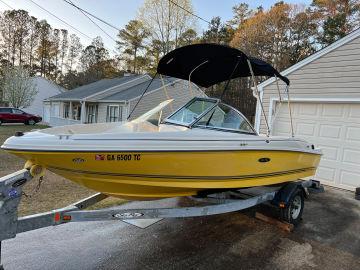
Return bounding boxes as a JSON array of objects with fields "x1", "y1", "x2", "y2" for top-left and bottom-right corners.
[{"x1": 280, "y1": 188, "x2": 304, "y2": 225}]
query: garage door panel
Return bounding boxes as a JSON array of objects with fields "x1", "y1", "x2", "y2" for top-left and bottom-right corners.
[
  {"x1": 317, "y1": 145, "x2": 338, "y2": 161},
  {"x1": 272, "y1": 102, "x2": 360, "y2": 191},
  {"x1": 339, "y1": 170, "x2": 360, "y2": 188},
  {"x1": 299, "y1": 103, "x2": 318, "y2": 116},
  {"x1": 319, "y1": 124, "x2": 342, "y2": 139},
  {"x1": 342, "y1": 148, "x2": 360, "y2": 165},
  {"x1": 349, "y1": 104, "x2": 360, "y2": 119},
  {"x1": 296, "y1": 122, "x2": 316, "y2": 136},
  {"x1": 343, "y1": 141, "x2": 360, "y2": 150},
  {"x1": 273, "y1": 120, "x2": 291, "y2": 134},
  {"x1": 316, "y1": 166, "x2": 336, "y2": 182},
  {"x1": 321, "y1": 103, "x2": 345, "y2": 117},
  {"x1": 345, "y1": 126, "x2": 360, "y2": 142}
]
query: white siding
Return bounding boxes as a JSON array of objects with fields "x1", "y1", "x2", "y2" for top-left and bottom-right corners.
[
  {"x1": 128, "y1": 81, "x2": 205, "y2": 120},
  {"x1": 97, "y1": 102, "x2": 127, "y2": 123},
  {"x1": 259, "y1": 35, "x2": 360, "y2": 134},
  {"x1": 23, "y1": 77, "x2": 65, "y2": 118}
]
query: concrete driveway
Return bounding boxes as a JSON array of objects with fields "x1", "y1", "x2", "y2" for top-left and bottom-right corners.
[{"x1": 2, "y1": 187, "x2": 360, "y2": 270}]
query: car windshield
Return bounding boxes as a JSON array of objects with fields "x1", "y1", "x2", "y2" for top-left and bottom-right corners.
[
  {"x1": 166, "y1": 99, "x2": 216, "y2": 125},
  {"x1": 194, "y1": 103, "x2": 255, "y2": 133},
  {"x1": 12, "y1": 109, "x2": 24, "y2": 114}
]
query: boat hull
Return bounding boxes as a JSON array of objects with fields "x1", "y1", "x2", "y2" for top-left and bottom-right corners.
[{"x1": 7, "y1": 150, "x2": 321, "y2": 200}]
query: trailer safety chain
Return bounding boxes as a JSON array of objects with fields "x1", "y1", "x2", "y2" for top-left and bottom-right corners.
[{"x1": 21, "y1": 176, "x2": 43, "y2": 198}]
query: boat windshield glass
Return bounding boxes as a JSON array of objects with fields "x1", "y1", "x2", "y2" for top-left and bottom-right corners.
[
  {"x1": 194, "y1": 103, "x2": 254, "y2": 133},
  {"x1": 166, "y1": 99, "x2": 216, "y2": 125}
]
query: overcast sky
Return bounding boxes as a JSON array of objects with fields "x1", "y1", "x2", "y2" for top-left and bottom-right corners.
[{"x1": 0, "y1": 0, "x2": 311, "y2": 53}]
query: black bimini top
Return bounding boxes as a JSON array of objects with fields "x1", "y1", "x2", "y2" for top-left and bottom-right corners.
[{"x1": 157, "y1": 43, "x2": 289, "y2": 87}]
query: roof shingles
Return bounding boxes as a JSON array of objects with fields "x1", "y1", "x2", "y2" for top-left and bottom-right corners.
[
  {"x1": 100, "y1": 77, "x2": 178, "y2": 101},
  {"x1": 48, "y1": 75, "x2": 140, "y2": 100},
  {"x1": 47, "y1": 74, "x2": 180, "y2": 102}
]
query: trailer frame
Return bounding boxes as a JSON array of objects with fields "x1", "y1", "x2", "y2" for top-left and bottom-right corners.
[{"x1": 0, "y1": 169, "x2": 323, "y2": 270}]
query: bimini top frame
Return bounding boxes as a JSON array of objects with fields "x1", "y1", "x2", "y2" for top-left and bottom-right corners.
[
  {"x1": 129, "y1": 44, "x2": 293, "y2": 137},
  {"x1": 156, "y1": 44, "x2": 290, "y2": 87}
]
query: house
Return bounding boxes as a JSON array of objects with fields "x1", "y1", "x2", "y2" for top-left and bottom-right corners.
[
  {"x1": 23, "y1": 77, "x2": 65, "y2": 120},
  {"x1": 44, "y1": 74, "x2": 205, "y2": 127},
  {"x1": 255, "y1": 28, "x2": 360, "y2": 191}
]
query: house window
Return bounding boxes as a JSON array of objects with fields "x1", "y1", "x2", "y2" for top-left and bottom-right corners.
[
  {"x1": 106, "y1": 105, "x2": 122, "y2": 122},
  {"x1": 63, "y1": 103, "x2": 70, "y2": 118},
  {"x1": 86, "y1": 104, "x2": 98, "y2": 123}
]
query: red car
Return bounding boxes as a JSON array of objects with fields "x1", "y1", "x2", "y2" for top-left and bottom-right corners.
[{"x1": 0, "y1": 107, "x2": 42, "y2": 125}]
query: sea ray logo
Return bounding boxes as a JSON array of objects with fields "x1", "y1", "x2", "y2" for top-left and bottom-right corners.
[
  {"x1": 95, "y1": 154, "x2": 105, "y2": 161},
  {"x1": 72, "y1": 158, "x2": 85, "y2": 163}
]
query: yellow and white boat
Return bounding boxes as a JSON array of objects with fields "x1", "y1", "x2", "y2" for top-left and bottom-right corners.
[{"x1": 1, "y1": 44, "x2": 321, "y2": 200}]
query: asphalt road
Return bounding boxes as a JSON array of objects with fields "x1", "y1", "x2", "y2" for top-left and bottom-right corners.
[{"x1": 2, "y1": 188, "x2": 360, "y2": 270}]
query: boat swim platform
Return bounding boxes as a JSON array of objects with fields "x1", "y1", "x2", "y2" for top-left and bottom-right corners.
[{"x1": 0, "y1": 169, "x2": 323, "y2": 270}]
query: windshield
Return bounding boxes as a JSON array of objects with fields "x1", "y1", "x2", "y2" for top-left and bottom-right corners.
[
  {"x1": 194, "y1": 103, "x2": 255, "y2": 133},
  {"x1": 166, "y1": 98, "x2": 216, "y2": 125}
]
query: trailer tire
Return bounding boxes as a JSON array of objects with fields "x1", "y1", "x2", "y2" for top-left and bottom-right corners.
[{"x1": 280, "y1": 188, "x2": 304, "y2": 226}]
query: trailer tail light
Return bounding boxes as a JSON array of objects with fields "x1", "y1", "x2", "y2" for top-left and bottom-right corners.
[
  {"x1": 63, "y1": 215, "x2": 72, "y2": 221},
  {"x1": 54, "y1": 212, "x2": 60, "y2": 222},
  {"x1": 54, "y1": 212, "x2": 71, "y2": 222}
]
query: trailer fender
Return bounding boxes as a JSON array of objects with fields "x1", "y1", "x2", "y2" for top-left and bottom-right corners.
[{"x1": 272, "y1": 182, "x2": 306, "y2": 208}]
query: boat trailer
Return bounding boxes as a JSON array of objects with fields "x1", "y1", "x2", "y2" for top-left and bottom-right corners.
[{"x1": 0, "y1": 169, "x2": 324, "y2": 270}]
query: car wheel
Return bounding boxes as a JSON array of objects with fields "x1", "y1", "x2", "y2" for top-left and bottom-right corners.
[
  {"x1": 28, "y1": 119, "x2": 36, "y2": 125},
  {"x1": 0, "y1": 119, "x2": 2, "y2": 125}
]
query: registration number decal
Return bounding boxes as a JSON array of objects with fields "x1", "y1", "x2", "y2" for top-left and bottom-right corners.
[{"x1": 95, "y1": 154, "x2": 141, "y2": 161}]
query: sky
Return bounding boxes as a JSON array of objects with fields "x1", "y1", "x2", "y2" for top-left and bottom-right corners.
[{"x1": 0, "y1": 0, "x2": 312, "y2": 54}]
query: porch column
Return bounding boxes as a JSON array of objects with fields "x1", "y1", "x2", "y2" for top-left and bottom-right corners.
[
  {"x1": 80, "y1": 101, "x2": 86, "y2": 123},
  {"x1": 69, "y1": 101, "x2": 73, "y2": 119},
  {"x1": 50, "y1": 101, "x2": 52, "y2": 118}
]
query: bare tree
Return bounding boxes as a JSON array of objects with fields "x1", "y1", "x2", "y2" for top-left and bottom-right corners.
[
  {"x1": 27, "y1": 16, "x2": 40, "y2": 73},
  {"x1": 67, "y1": 34, "x2": 82, "y2": 72},
  {"x1": 2, "y1": 66, "x2": 38, "y2": 108},
  {"x1": 59, "y1": 29, "x2": 69, "y2": 74},
  {"x1": 0, "y1": 10, "x2": 16, "y2": 65},
  {"x1": 139, "y1": 0, "x2": 195, "y2": 55},
  {"x1": 52, "y1": 28, "x2": 61, "y2": 81}
]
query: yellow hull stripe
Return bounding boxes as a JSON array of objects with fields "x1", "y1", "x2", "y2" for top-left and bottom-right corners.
[{"x1": 49, "y1": 165, "x2": 316, "y2": 180}]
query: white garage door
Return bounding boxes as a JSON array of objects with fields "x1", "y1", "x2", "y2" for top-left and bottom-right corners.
[{"x1": 272, "y1": 102, "x2": 360, "y2": 191}]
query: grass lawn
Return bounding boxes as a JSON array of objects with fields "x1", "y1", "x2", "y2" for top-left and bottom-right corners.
[{"x1": 0, "y1": 124, "x2": 125, "y2": 216}]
